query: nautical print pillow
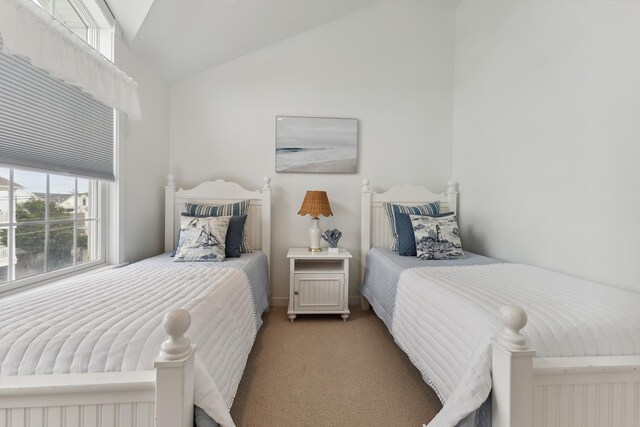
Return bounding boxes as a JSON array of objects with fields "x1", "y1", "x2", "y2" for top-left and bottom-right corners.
[
  {"x1": 175, "y1": 213, "x2": 247, "y2": 258},
  {"x1": 383, "y1": 201, "x2": 440, "y2": 251},
  {"x1": 395, "y1": 211, "x2": 454, "y2": 256},
  {"x1": 410, "y1": 214, "x2": 464, "y2": 260},
  {"x1": 174, "y1": 216, "x2": 230, "y2": 262},
  {"x1": 184, "y1": 200, "x2": 252, "y2": 253}
]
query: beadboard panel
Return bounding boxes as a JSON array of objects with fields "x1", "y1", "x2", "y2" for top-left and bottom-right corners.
[
  {"x1": 171, "y1": 198, "x2": 264, "y2": 252},
  {"x1": 294, "y1": 273, "x2": 345, "y2": 310},
  {"x1": 369, "y1": 200, "x2": 452, "y2": 250},
  {"x1": 0, "y1": 403, "x2": 154, "y2": 427},
  {"x1": 532, "y1": 382, "x2": 639, "y2": 427}
]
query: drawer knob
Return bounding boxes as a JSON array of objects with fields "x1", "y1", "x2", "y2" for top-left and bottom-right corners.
[{"x1": 294, "y1": 291, "x2": 299, "y2": 295}]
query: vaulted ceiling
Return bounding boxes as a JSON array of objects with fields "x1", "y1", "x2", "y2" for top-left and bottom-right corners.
[{"x1": 106, "y1": 0, "x2": 376, "y2": 82}]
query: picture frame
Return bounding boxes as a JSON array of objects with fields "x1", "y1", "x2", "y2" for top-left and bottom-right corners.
[{"x1": 275, "y1": 116, "x2": 358, "y2": 173}]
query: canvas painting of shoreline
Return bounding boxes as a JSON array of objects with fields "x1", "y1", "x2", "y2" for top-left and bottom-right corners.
[{"x1": 276, "y1": 116, "x2": 358, "y2": 173}]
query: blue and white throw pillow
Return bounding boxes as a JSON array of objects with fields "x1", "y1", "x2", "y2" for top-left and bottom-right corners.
[
  {"x1": 174, "y1": 213, "x2": 247, "y2": 258},
  {"x1": 395, "y1": 212, "x2": 454, "y2": 256},
  {"x1": 410, "y1": 214, "x2": 464, "y2": 260},
  {"x1": 174, "y1": 216, "x2": 230, "y2": 262},
  {"x1": 383, "y1": 201, "x2": 440, "y2": 251},
  {"x1": 184, "y1": 201, "x2": 252, "y2": 253}
]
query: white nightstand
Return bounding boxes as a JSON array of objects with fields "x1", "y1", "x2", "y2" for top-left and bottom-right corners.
[{"x1": 287, "y1": 248, "x2": 352, "y2": 322}]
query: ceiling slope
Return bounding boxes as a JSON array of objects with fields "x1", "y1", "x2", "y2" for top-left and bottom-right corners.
[
  {"x1": 127, "y1": 0, "x2": 376, "y2": 82},
  {"x1": 105, "y1": 0, "x2": 155, "y2": 42}
]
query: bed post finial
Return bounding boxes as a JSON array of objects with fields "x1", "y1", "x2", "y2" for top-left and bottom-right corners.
[
  {"x1": 447, "y1": 180, "x2": 457, "y2": 194},
  {"x1": 160, "y1": 309, "x2": 192, "y2": 360},
  {"x1": 155, "y1": 308, "x2": 196, "y2": 427},
  {"x1": 492, "y1": 304, "x2": 534, "y2": 427},
  {"x1": 167, "y1": 174, "x2": 176, "y2": 188},
  {"x1": 263, "y1": 176, "x2": 272, "y2": 191},
  {"x1": 362, "y1": 178, "x2": 371, "y2": 193},
  {"x1": 497, "y1": 304, "x2": 529, "y2": 351}
]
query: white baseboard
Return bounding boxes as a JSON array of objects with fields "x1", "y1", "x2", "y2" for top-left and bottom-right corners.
[{"x1": 270, "y1": 296, "x2": 362, "y2": 307}]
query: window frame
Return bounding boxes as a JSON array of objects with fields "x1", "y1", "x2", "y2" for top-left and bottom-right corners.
[
  {"x1": 31, "y1": 0, "x2": 115, "y2": 60},
  {"x1": 0, "y1": 167, "x2": 108, "y2": 294},
  {"x1": 66, "y1": 0, "x2": 116, "y2": 59}
]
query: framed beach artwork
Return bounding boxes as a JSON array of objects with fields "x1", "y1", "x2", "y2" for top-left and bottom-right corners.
[{"x1": 275, "y1": 116, "x2": 358, "y2": 173}]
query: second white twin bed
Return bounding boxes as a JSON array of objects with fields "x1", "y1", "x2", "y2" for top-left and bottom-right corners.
[{"x1": 360, "y1": 179, "x2": 640, "y2": 427}]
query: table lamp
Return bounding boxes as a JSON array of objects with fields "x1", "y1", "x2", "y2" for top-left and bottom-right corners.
[{"x1": 298, "y1": 191, "x2": 333, "y2": 252}]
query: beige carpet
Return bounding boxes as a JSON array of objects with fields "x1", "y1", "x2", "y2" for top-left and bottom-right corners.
[{"x1": 230, "y1": 307, "x2": 442, "y2": 426}]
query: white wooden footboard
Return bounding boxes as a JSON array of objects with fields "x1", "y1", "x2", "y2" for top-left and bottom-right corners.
[
  {"x1": 492, "y1": 305, "x2": 640, "y2": 427},
  {"x1": 0, "y1": 371, "x2": 156, "y2": 427},
  {"x1": 0, "y1": 309, "x2": 196, "y2": 427}
]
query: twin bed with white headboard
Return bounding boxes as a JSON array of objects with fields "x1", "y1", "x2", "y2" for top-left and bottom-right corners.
[
  {"x1": 359, "y1": 178, "x2": 458, "y2": 310},
  {"x1": 164, "y1": 175, "x2": 271, "y2": 265},
  {"x1": 0, "y1": 176, "x2": 272, "y2": 427},
  {"x1": 360, "y1": 179, "x2": 640, "y2": 427}
]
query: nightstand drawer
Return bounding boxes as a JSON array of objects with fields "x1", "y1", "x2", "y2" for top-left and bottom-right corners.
[{"x1": 293, "y1": 273, "x2": 345, "y2": 311}]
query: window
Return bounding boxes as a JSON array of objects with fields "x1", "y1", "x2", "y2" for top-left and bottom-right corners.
[
  {"x1": 34, "y1": 0, "x2": 89, "y2": 42},
  {"x1": 0, "y1": 168, "x2": 103, "y2": 290},
  {"x1": 30, "y1": 0, "x2": 115, "y2": 60},
  {"x1": 0, "y1": 0, "x2": 115, "y2": 292}
]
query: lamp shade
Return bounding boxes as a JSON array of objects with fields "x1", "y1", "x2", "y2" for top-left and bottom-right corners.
[{"x1": 298, "y1": 191, "x2": 333, "y2": 218}]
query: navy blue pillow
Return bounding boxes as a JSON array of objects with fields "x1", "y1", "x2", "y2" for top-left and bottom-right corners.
[
  {"x1": 395, "y1": 211, "x2": 455, "y2": 256},
  {"x1": 173, "y1": 214, "x2": 247, "y2": 258},
  {"x1": 221, "y1": 214, "x2": 247, "y2": 258}
]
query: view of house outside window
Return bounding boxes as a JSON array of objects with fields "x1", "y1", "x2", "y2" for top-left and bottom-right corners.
[{"x1": 0, "y1": 168, "x2": 100, "y2": 286}]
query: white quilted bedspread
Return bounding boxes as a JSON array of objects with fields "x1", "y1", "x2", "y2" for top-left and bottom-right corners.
[
  {"x1": 0, "y1": 266, "x2": 257, "y2": 427},
  {"x1": 391, "y1": 263, "x2": 640, "y2": 427}
]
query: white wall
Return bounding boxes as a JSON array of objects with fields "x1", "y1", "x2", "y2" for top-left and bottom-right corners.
[
  {"x1": 453, "y1": 0, "x2": 640, "y2": 292},
  {"x1": 169, "y1": 1, "x2": 456, "y2": 304},
  {"x1": 115, "y1": 37, "x2": 170, "y2": 263}
]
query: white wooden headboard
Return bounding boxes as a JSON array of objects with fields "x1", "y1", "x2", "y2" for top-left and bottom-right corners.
[
  {"x1": 360, "y1": 178, "x2": 458, "y2": 278},
  {"x1": 164, "y1": 175, "x2": 272, "y2": 266}
]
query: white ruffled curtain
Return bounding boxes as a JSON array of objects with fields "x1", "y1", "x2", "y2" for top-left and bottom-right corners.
[{"x1": 0, "y1": 0, "x2": 142, "y2": 120}]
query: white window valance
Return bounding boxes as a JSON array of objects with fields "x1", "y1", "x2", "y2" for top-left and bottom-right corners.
[{"x1": 0, "y1": 0, "x2": 142, "y2": 120}]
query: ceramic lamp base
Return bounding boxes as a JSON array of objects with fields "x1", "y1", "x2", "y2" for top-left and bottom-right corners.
[{"x1": 308, "y1": 218, "x2": 322, "y2": 252}]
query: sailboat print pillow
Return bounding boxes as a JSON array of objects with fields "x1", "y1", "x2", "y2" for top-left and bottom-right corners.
[{"x1": 174, "y1": 216, "x2": 231, "y2": 262}]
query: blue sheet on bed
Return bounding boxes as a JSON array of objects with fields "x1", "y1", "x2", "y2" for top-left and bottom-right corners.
[{"x1": 361, "y1": 248, "x2": 498, "y2": 330}]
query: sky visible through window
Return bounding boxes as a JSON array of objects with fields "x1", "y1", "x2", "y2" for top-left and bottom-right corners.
[{"x1": 14, "y1": 170, "x2": 89, "y2": 194}]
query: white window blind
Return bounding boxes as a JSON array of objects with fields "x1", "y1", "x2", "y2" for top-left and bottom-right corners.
[{"x1": 0, "y1": 41, "x2": 115, "y2": 181}]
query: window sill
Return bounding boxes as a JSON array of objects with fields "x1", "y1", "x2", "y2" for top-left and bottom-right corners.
[{"x1": 0, "y1": 261, "x2": 118, "y2": 297}]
